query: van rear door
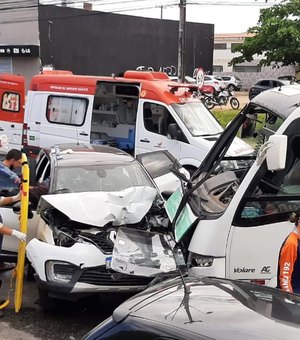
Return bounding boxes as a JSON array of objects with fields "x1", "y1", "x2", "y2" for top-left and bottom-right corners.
[
  {"x1": 25, "y1": 92, "x2": 92, "y2": 148},
  {"x1": 0, "y1": 74, "x2": 25, "y2": 148}
]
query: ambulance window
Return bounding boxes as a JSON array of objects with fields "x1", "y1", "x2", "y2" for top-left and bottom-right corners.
[
  {"x1": 46, "y1": 96, "x2": 88, "y2": 126},
  {"x1": 1, "y1": 92, "x2": 20, "y2": 112},
  {"x1": 143, "y1": 103, "x2": 177, "y2": 137}
]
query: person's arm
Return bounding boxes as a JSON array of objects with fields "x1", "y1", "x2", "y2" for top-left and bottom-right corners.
[
  {"x1": 0, "y1": 223, "x2": 26, "y2": 241},
  {"x1": 278, "y1": 237, "x2": 297, "y2": 292},
  {"x1": 0, "y1": 193, "x2": 20, "y2": 206}
]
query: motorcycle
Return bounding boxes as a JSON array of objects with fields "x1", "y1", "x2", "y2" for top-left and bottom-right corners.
[{"x1": 203, "y1": 88, "x2": 240, "y2": 110}]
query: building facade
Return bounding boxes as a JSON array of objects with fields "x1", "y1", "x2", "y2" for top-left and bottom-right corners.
[
  {"x1": 0, "y1": 0, "x2": 40, "y2": 89},
  {"x1": 38, "y1": 5, "x2": 213, "y2": 78},
  {"x1": 213, "y1": 33, "x2": 296, "y2": 90}
]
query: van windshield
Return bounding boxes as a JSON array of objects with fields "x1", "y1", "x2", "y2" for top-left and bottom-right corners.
[{"x1": 171, "y1": 102, "x2": 223, "y2": 136}]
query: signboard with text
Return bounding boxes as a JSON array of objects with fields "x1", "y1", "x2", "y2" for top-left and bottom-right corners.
[{"x1": 0, "y1": 45, "x2": 39, "y2": 57}]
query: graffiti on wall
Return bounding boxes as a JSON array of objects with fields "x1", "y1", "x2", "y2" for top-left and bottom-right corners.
[
  {"x1": 136, "y1": 65, "x2": 212, "y2": 77},
  {"x1": 136, "y1": 65, "x2": 177, "y2": 76}
]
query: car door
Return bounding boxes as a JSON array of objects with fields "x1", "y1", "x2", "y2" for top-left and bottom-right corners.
[
  {"x1": 136, "y1": 150, "x2": 189, "y2": 195},
  {"x1": 135, "y1": 101, "x2": 183, "y2": 161}
]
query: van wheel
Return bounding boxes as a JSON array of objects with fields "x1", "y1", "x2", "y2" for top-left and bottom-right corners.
[{"x1": 37, "y1": 288, "x2": 58, "y2": 311}]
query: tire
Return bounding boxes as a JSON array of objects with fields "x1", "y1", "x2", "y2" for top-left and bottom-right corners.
[
  {"x1": 26, "y1": 263, "x2": 35, "y2": 282},
  {"x1": 204, "y1": 97, "x2": 215, "y2": 110},
  {"x1": 228, "y1": 84, "x2": 235, "y2": 92},
  {"x1": 230, "y1": 97, "x2": 240, "y2": 110},
  {"x1": 37, "y1": 288, "x2": 58, "y2": 310}
]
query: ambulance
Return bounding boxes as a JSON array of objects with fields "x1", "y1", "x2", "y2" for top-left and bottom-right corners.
[{"x1": 0, "y1": 70, "x2": 252, "y2": 171}]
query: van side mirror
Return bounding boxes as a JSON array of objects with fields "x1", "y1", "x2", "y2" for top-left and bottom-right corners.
[{"x1": 264, "y1": 135, "x2": 287, "y2": 171}]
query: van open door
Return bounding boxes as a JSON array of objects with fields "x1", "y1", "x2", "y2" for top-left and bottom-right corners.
[{"x1": 0, "y1": 74, "x2": 25, "y2": 148}]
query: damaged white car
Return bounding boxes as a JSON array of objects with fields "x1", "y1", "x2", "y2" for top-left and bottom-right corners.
[{"x1": 26, "y1": 144, "x2": 187, "y2": 309}]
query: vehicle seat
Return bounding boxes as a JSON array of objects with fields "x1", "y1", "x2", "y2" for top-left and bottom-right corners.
[{"x1": 144, "y1": 108, "x2": 156, "y2": 132}]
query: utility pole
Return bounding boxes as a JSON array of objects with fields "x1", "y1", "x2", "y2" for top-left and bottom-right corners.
[{"x1": 178, "y1": 0, "x2": 186, "y2": 82}]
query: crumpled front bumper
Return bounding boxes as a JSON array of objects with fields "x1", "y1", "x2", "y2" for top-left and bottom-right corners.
[{"x1": 26, "y1": 238, "x2": 152, "y2": 301}]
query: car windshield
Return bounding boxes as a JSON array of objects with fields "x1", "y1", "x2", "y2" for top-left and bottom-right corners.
[
  {"x1": 171, "y1": 102, "x2": 223, "y2": 136},
  {"x1": 53, "y1": 162, "x2": 155, "y2": 193}
]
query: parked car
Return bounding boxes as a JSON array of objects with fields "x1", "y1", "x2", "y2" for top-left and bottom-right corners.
[
  {"x1": 221, "y1": 75, "x2": 242, "y2": 91},
  {"x1": 203, "y1": 75, "x2": 226, "y2": 92},
  {"x1": 25, "y1": 144, "x2": 189, "y2": 309},
  {"x1": 278, "y1": 75, "x2": 297, "y2": 82},
  {"x1": 83, "y1": 274, "x2": 300, "y2": 340},
  {"x1": 248, "y1": 78, "x2": 291, "y2": 100}
]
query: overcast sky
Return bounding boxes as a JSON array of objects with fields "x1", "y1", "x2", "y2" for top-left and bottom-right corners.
[{"x1": 42, "y1": 0, "x2": 279, "y2": 34}]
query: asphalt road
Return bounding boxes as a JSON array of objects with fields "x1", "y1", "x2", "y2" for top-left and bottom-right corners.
[{"x1": 0, "y1": 268, "x2": 131, "y2": 340}]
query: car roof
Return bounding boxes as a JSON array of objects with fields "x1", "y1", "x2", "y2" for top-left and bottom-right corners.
[
  {"x1": 112, "y1": 276, "x2": 300, "y2": 338},
  {"x1": 250, "y1": 84, "x2": 300, "y2": 119},
  {"x1": 41, "y1": 143, "x2": 135, "y2": 167}
]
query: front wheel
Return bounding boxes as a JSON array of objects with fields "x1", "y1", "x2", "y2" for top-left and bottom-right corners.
[
  {"x1": 230, "y1": 97, "x2": 240, "y2": 110},
  {"x1": 228, "y1": 84, "x2": 235, "y2": 92},
  {"x1": 37, "y1": 288, "x2": 59, "y2": 310},
  {"x1": 204, "y1": 97, "x2": 215, "y2": 110}
]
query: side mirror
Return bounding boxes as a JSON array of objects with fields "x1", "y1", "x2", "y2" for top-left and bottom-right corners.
[
  {"x1": 266, "y1": 135, "x2": 287, "y2": 170},
  {"x1": 257, "y1": 135, "x2": 287, "y2": 170},
  {"x1": 13, "y1": 201, "x2": 34, "y2": 219}
]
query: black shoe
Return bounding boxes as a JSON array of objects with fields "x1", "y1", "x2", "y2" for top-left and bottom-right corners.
[{"x1": 0, "y1": 262, "x2": 15, "y2": 271}]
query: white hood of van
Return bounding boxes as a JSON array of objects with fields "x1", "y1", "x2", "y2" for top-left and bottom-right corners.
[
  {"x1": 39, "y1": 186, "x2": 157, "y2": 227},
  {"x1": 194, "y1": 135, "x2": 253, "y2": 157}
]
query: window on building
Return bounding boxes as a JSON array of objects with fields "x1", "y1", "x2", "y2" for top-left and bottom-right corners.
[
  {"x1": 46, "y1": 95, "x2": 88, "y2": 125},
  {"x1": 213, "y1": 65, "x2": 223, "y2": 73},
  {"x1": 233, "y1": 65, "x2": 261, "y2": 73},
  {"x1": 0, "y1": 58, "x2": 12, "y2": 74},
  {"x1": 214, "y1": 43, "x2": 227, "y2": 50}
]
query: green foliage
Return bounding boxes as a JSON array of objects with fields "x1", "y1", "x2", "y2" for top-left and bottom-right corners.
[
  {"x1": 212, "y1": 109, "x2": 239, "y2": 128},
  {"x1": 230, "y1": 0, "x2": 300, "y2": 67}
]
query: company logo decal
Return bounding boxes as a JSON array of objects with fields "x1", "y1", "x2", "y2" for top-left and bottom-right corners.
[
  {"x1": 260, "y1": 266, "x2": 271, "y2": 274},
  {"x1": 233, "y1": 267, "x2": 255, "y2": 273}
]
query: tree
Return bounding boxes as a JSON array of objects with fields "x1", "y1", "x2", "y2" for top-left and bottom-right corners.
[{"x1": 230, "y1": 0, "x2": 300, "y2": 67}]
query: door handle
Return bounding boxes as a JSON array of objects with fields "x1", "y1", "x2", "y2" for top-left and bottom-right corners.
[
  {"x1": 140, "y1": 138, "x2": 150, "y2": 143},
  {"x1": 0, "y1": 128, "x2": 3, "y2": 131},
  {"x1": 79, "y1": 132, "x2": 88, "y2": 136}
]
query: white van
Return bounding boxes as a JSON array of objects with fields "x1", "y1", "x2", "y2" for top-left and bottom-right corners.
[
  {"x1": 165, "y1": 84, "x2": 300, "y2": 287},
  {"x1": 2, "y1": 70, "x2": 252, "y2": 171}
]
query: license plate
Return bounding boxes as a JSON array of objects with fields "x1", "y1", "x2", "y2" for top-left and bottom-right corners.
[{"x1": 105, "y1": 256, "x2": 112, "y2": 269}]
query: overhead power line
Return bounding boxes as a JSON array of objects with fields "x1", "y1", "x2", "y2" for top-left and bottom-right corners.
[{"x1": 0, "y1": 0, "x2": 280, "y2": 25}]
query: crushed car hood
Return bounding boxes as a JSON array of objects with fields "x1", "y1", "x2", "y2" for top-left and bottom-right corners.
[{"x1": 38, "y1": 186, "x2": 157, "y2": 227}]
